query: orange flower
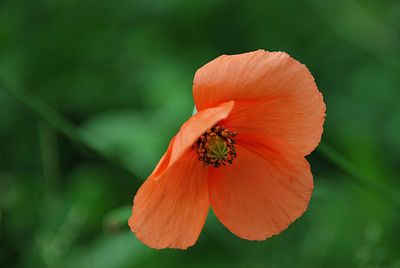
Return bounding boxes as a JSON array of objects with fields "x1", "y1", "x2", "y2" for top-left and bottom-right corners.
[{"x1": 128, "y1": 50, "x2": 326, "y2": 249}]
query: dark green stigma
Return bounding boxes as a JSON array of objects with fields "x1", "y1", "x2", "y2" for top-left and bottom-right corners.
[{"x1": 192, "y1": 124, "x2": 237, "y2": 168}]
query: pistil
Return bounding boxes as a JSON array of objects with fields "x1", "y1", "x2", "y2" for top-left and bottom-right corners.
[{"x1": 192, "y1": 124, "x2": 237, "y2": 167}]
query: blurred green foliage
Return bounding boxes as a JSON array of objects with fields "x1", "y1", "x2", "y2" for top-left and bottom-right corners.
[{"x1": 1, "y1": 0, "x2": 400, "y2": 267}]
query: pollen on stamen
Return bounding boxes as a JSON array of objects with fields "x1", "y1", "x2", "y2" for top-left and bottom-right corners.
[{"x1": 192, "y1": 124, "x2": 237, "y2": 168}]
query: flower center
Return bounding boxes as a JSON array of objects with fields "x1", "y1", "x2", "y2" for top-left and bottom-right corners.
[{"x1": 192, "y1": 124, "x2": 237, "y2": 168}]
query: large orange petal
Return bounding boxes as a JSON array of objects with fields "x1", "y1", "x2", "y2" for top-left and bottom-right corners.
[
  {"x1": 194, "y1": 50, "x2": 325, "y2": 156},
  {"x1": 220, "y1": 95, "x2": 325, "y2": 156},
  {"x1": 129, "y1": 150, "x2": 209, "y2": 249},
  {"x1": 193, "y1": 50, "x2": 323, "y2": 107},
  {"x1": 208, "y1": 142, "x2": 313, "y2": 240},
  {"x1": 150, "y1": 100, "x2": 234, "y2": 181}
]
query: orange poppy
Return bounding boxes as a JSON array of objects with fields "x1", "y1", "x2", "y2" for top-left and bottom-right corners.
[{"x1": 129, "y1": 50, "x2": 326, "y2": 249}]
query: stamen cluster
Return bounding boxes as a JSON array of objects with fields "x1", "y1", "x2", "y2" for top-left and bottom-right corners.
[{"x1": 192, "y1": 124, "x2": 237, "y2": 168}]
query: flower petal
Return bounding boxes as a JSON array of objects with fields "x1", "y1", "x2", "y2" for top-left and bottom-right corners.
[
  {"x1": 193, "y1": 50, "x2": 323, "y2": 111},
  {"x1": 148, "y1": 136, "x2": 175, "y2": 179},
  {"x1": 208, "y1": 143, "x2": 313, "y2": 240},
  {"x1": 129, "y1": 150, "x2": 209, "y2": 249},
  {"x1": 194, "y1": 50, "x2": 325, "y2": 156},
  {"x1": 129, "y1": 101, "x2": 234, "y2": 248},
  {"x1": 152, "y1": 100, "x2": 234, "y2": 181},
  {"x1": 220, "y1": 94, "x2": 325, "y2": 156}
]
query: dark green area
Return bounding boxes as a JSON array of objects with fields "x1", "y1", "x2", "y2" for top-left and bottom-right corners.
[{"x1": 1, "y1": 0, "x2": 400, "y2": 267}]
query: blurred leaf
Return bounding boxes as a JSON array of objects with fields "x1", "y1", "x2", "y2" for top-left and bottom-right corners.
[
  {"x1": 65, "y1": 231, "x2": 151, "y2": 268},
  {"x1": 80, "y1": 110, "x2": 166, "y2": 180},
  {"x1": 104, "y1": 206, "x2": 131, "y2": 232},
  {"x1": 308, "y1": 0, "x2": 400, "y2": 65}
]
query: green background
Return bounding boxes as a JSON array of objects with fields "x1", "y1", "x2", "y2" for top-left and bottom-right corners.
[{"x1": 1, "y1": 0, "x2": 400, "y2": 267}]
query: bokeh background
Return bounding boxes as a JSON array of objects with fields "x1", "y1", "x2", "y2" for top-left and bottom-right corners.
[{"x1": 1, "y1": 0, "x2": 400, "y2": 267}]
